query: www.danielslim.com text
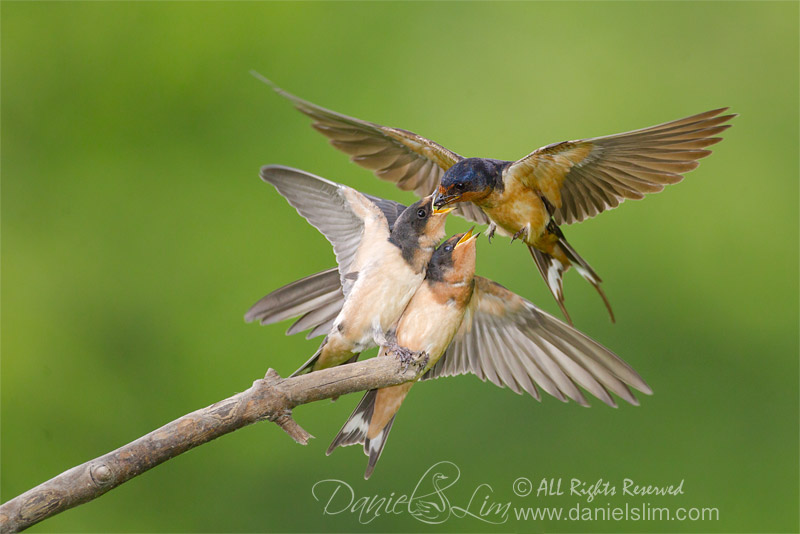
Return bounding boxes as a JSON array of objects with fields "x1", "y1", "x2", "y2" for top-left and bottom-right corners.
[{"x1": 514, "y1": 502, "x2": 720, "y2": 522}]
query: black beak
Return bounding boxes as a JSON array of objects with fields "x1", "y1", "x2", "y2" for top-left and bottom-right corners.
[{"x1": 433, "y1": 191, "x2": 459, "y2": 208}]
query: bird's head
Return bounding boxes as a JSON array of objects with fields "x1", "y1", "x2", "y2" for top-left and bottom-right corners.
[
  {"x1": 434, "y1": 158, "x2": 500, "y2": 208},
  {"x1": 390, "y1": 195, "x2": 453, "y2": 260},
  {"x1": 426, "y1": 227, "x2": 479, "y2": 286}
]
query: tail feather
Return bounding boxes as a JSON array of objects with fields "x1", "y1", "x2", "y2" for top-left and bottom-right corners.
[
  {"x1": 327, "y1": 389, "x2": 398, "y2": 479},
  {"x1": 555, "y1": 235, "x2": 615, "y2": 323},
  {"x1": 528, "y1": 246, "x2": 572, "y2": 325},
  {"x1": 529, "y1": 223, "x2": 615, "y2": 324},
  {"x1": 364, "y1": 416, "x2": 396, "y2": 479},
  {"x1": 327, "y1": 389, "x2": 377, "y2": 453}
]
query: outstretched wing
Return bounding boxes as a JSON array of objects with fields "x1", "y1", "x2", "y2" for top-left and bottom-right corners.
[
  {"x1": 244, "y1": 267, "x2": 344, "y2": 339},
  {"x1": 254, "y1": 74, "x2": 490, "y2": 226},
  {"x1": 422, "y1": 277, "x2": 652, "y2": 407},
  {"x1": 245, "y1": 183, "x2": 409, "y2": 337},
  {"x1": 506, "y1": 108, "x2": 736, "y2": 225},
  {"x1": 259, "y1": 165, "x2": 397, "y2": 298}
]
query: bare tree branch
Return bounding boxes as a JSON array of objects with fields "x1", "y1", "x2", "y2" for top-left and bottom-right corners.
[{"x1": 0, "y1": 353, "x2": 428, "y2": 533}]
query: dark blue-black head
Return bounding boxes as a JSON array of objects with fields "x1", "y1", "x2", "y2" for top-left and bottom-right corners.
[
  {"x1": 426, "y1": 227, "x2": 479, "y2": 285},
  {"x1": 433, "y1": 158, "x2": 506, "y2": 208}
]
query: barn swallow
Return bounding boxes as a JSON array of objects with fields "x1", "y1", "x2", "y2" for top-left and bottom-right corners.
[
  {"x1": 322, "y1": 231, "x2": 651, "y2": 479},
  {"x1": 252, "y1": 73, "x2": 734, "y2": 324},
  {"x1": 248, "y1": 165, "x2": 451, "y2": 376}
]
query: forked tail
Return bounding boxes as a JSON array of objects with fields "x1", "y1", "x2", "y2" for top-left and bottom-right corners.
[
  {"x1": 327, "y1": 388, "x2": 399, "y2": 479},
  {"x1": 528, "y1": 224, "x2": 614, "y2": 324}
]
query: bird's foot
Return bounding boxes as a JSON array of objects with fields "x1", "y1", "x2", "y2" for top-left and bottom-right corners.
[
  {"x1": 418, "y1": 351, "x2": 430, "y2": 370},
  {"x1": 385, "y1": 343, "x2": 428, "y2": 372},
  {"x1": 486, "y1": 223, "x2": 497, "y2": 244},
  {"x1": 510, "y1": 225, "x2": 529, "y2": 244}
]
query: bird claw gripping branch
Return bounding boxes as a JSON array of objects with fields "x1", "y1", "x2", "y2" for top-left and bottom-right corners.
[{"x1": 384, "y1": 343, "x2": 428, "y2": 373}]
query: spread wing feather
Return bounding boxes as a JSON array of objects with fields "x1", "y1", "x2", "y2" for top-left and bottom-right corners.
[
  {"x1": 244, "y1": 175, "x2": 410, "y2": 337},
  {"x1": 507, "y1": 108, "x2": 735, "y2": 225},
  {"x1": 259, "y1": 165, "x2": 398, "y2": 299},
  {"x1": 257, "y1": 75, "x2": 731, "y2": 228},
  {"x1": 423, "y1": 277, "x2": 651, "y2": 407},
  {"x1": 244, "y1": 267, "x2": 343, "y2": 334},
  {"x1": 255, "y1": 75, "x2": 490, "y2": 226}
]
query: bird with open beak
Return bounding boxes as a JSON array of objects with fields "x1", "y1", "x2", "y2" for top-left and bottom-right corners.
[
  {"x1": 327, "y1": 227, "x2": 651, "y2": 479},
  {"x1": 249, "y1": 165, "x2": 452, "y2": 376},
  {"x1": 253, "y1": 73, "x2": 735, "y2": 324},
  {"x1": 327, "y1": 229, "x2": 479, "y2": 478},
  {"x1": 252, "y1": 226, "x2": 651, "y2": 479}
]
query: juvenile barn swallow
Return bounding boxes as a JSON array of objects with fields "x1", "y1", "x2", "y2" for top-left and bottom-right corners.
[
  {"x1": 254, "y1": 229, "x2": 651, "y2": 479},
  {"x1": 328, "y1": 230, "x2": 480, "y2": 479},
  {"x1": 253, "y1": 74, "x2": 734, "y2": 324},
  {"x1": 247, "y1": 165, "x2": 451, "y2": 376},
  {"x1": 328, "y1": 229, "x2": 651, "y2": 478}
]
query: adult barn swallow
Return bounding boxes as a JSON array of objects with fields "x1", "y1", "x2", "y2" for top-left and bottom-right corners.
[
  {"x1": 248, "y1": 165, "x2": 450, "y2": 376},
  {"x1": 326, "y1": 229, "x2": 651, "y2": 479},
  {"x1": 253, "y1": 74, "x2": 734, "y2": 323}
]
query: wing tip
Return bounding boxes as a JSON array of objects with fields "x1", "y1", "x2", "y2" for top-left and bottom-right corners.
[
  {"x1": 244, "y1": 306, "x2": 272, "y2": 325},
  {"x1": 249, "y1": 70, "x2": 277, "y2": 89},
  {"x1": 598, "y1": 390, "x2": 618, "y2": 408},
  {"x1": 259, "y1": 163, "x2": 298, "y2": 183},
  {"x1": 259, "y1": 165, "x2": 340, "y2": 192},
  {"x1": 701, "y1": 107, "x2": 737, "y2": 122},
  {"x1": 285, "y1": 323, "x2": 304, "y2": 336},
  {"x1": 250, "y1": 71, "x2": 307, "y2": 105},
  {"x1": 711, "y1": 107, "x2": 738, "y2": 122}
]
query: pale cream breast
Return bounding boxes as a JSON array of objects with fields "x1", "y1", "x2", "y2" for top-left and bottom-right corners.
[
  {"x1": 395, "y1": 282, "x2": 469, "y2": 365},
  {"x1": 336, "y1": 240, "x2": 424, "y2": 348}
]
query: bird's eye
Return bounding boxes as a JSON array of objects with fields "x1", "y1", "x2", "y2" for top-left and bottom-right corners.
[
  {"x1": 456, "y1": 183, "x2": 465, "y2": 190},
  {"x1": 417, "y1": 208, "x2": 427, "y2": 218},
  {"x1": 444, "y1": 245, "x2": 453, "y2": 252}
]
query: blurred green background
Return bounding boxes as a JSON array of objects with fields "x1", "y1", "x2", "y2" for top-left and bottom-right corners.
[{"x1": 2, "y1": 2, "x2": 797, "y2": 532}]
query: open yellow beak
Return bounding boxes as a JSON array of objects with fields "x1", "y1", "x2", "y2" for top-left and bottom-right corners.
[
  {"x1": 455, "y1": 227, "x2": 478, "y2": 247},
  {"x1": 432, "y1": 206, "x2": 454, "y2": 215}
]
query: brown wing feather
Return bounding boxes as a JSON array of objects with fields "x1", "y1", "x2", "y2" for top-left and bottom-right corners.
[
  {"x1": 254, "y1": 74, "x2": 491, "y2": 225},
  {"x1": 255, "y1": 74, "x2": 460, "y2": 192},
  {"x1": 423, "y1": 277, "x2": 651, "y2": 407},
  {"x1": 507, "y1": 108, "x2": 736, "y2": 224}
]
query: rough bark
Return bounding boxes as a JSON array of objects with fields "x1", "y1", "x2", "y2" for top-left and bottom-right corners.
[{"x1": 0, "y1": 353, "x2": 428, "y2": 533}]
